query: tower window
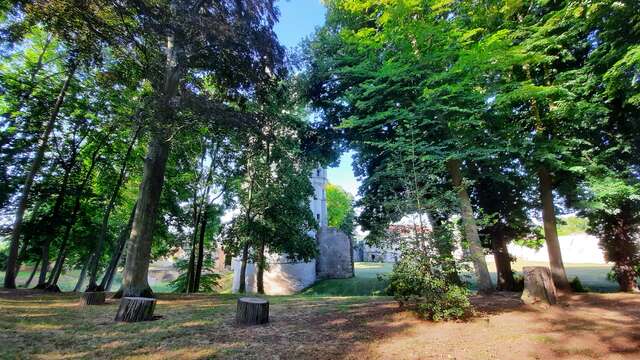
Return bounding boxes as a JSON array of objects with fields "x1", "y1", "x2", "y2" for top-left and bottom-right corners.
[
  {"x1": 316, "y1": 213, "x2": 320, "y2": 221},
  {"x1": 316, "y1": 169, "x2": 320, "y2": 176}
]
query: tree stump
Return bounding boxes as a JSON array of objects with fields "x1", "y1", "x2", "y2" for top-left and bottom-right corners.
[
  {"x1": 521, "y1": 266, "x2": 557, "y2": 306},
  {"x1": 114, "y1": 297, "x2": 156, "y2": 322},
  {"x1": 80, "y1": 291, "x2": 106, "y2": 306},
  {"x1": 236, "y1": 297, "x2": 269, "y2": 325}
]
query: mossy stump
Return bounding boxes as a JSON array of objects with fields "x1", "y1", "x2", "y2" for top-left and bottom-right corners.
[
  {"x1": 80, "y1": 291, "x2": 106, "y2": 306},
  {"x1": 114, "y1": 297, "x2": 156, "y2": 322},
  {"x1": 521, "y1": 266, "x2": 557, "y2": 306},
  {"x1": 236, "y1": 297, "x2": 269, "y2": 325}
]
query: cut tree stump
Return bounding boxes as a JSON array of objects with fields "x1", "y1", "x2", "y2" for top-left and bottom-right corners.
[
  {"x1": 114, "y1": 297, "x2": 156, "y2": 322},
  {"x1": 80, "y1": 291, "x2": 106, "y2": 306},
  {"x1": 521, "y1": 266, "x2": 557, "y2": 306},
  {"x1": 236, "y1": 297, "x2": 269, "y2": 325}
]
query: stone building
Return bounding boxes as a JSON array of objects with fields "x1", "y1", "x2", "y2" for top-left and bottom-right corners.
[{"x1": 230, "y1": 167, "x2": 353, "y2": 295}]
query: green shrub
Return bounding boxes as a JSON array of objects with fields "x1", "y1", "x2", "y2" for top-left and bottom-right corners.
[
  {"x1": 169, "y1": 258, "x2": 222, "y2": 293},
  {"x1": 570, "y1": 276, "x2": 590, "y2": 292},
  {"x1": 386, "y1": 251, "x2": 472, "y2": 321}
]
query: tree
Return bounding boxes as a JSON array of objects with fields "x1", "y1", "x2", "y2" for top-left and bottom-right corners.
[{"x1": 326, "y1": 183, "x2": 355, "y2": 237}]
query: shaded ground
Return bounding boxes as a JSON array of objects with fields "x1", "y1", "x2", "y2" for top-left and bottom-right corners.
[{"x1": 1, "y1": 289, "x2": 639, "y2": 359}]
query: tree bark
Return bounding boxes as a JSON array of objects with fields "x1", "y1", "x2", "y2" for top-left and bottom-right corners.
[
  {"x1": 608, "y1": 210, "x2": 640, "y2": 292},
  {"x1": 256, "y1": 240, "x2": 266, "y2": 294},
  {"x1": 35, "y1": 244, "x2": 50, "y2": 289},
  {"x1": 491, "y1": 228, "x2": 516, "y2": 291},
  {"x1": 521, "y1": 266, "x2": 557, "y2": 305},
  {"x1": 24, "y1": 259, "x2": 40, "y2": 287},
  {"x1": 99, "y1": 202, "x2": 137, "y2": 291},
  {"x1": 186, "y1": 206, "x2": 201, "y2": 294},
  {"x1": 80, "y1": 292, "x2": 106, "y2": 306},
  {"x1": 87, "y1": 126, "x2": 141, "y2": 291},
  {"x1": 114, "y1": 297, "x2": 156, "y2": 322},
  {"x1": 236, "y1": 297, "x2": 269, "y2": 325},
  {"x1": 4, "y1": 60, "x2": 77, "y2": 289},
  {"x1": 120, "y1": 33, "x2": 180, "y2": 298},
  {"x1": 446, "y1": 159, "x2": 493, "y2": 293},
  {"x1": 537, "y1": 166, "x2": 570, "y2": 290},
  {"x1": 238, "y1": 243, "x2": 250, "y2": 293},
  {"x1": 73, "y1": 256, "x2": 91, "y2": 292},
  {"x1": 193, "y1": 207, "x2": 209, "y2": 292}
]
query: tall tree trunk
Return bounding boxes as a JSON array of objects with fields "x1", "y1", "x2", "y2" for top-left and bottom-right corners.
[
  {"x1": 186, "y1": 204, "x2": 201, "y2": 294},
  {"x1": 537, "y1": 166, "x2": 570, "y2": 290},
  {"x1": 256, "y1": 240, "x2": 266, "y2": 294},
  {"x1": 99, "y1": 202, "x2": 137, "y2": 291},
  {"x1": 74, "y1": 256, "x2": 90, "y2": 292},
  {"x1": 193, "y1": 207, "x2": 209, "y2": 293},
  {"x1": 35, "y1": 244, "x2": 50, "y2": 288},
  {"x1": 24, "y1": 259, "x2": 40, "y2": 288},
  {"x1": 491, "y1": 227, "x2": 515, "y2": 291},
  {"x1": 46, "y1": 142, "x2": 102, "y2": 289},
  {"x1": 608, "y1": 210, "x2": 639, "y2": 292},
  {"x1": 446, "y1": 159, "x2": 493, "y2": 293},
  {"x1": 120, "y1": 33, "x2": 179, "y2": 298},
  {"x1": 87, "y1": 126, "x2": 141, "y2": 291},
  {"x1": 238, "y1": 243, "x2": 250, "y2": 293},
  {"x1": 121, "y1": 132, "x2": 170, "y2": 298},
  {"x1": 4, "y1": 60, "x2": 77, "y2": 288}
]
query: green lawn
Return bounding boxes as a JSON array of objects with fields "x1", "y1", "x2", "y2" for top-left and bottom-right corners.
[{"x1": 303, "y1": 261, "x2": 619, "y2": 296}]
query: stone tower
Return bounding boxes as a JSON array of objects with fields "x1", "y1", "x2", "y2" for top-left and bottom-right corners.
[{"x1": 309, "y1": 167, "x2": 328, "y2": 228}]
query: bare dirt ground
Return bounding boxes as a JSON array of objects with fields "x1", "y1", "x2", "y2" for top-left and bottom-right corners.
[{"x1": 0, "y1": 289, "x2": 638, "y2": 359}]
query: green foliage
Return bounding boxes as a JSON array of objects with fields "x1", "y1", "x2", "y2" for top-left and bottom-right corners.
[
  {"x1": 169, "y1": 259, "x2": 221, "y2": 293},
  {"x1": 386, "y1": 248, "x2": 471, "y2": 321},
  {"x1": 557, "y1": 216, "x2": 589, "y2": 236},
  {"x1": 326, "y1": 183, "x2": 355, "y2": 237},
  {"x1": 570, "y1": 277, "x2": 590, "y2": 293}
]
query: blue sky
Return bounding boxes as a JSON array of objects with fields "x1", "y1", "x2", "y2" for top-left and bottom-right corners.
[{"x1": 274, "y1": 0, "x2": 360, "y2": 197}]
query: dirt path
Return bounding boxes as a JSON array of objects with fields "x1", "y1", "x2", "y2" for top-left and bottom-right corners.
[{"x1": 1, "y1": 290, "x2": 638, "y2": 359}]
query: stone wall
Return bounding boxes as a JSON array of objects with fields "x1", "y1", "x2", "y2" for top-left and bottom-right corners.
[
  {"x1": 231, "y1": 257, "x2": 317, "y2": 295},
  {"x1": 316, "y1": 227, "x2": 354, "y2": 279}
]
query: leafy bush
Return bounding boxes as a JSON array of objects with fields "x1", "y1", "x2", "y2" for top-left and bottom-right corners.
[
  {"x1": 513, "y1": 273, "x2": 525, "y2": 292},
  {"x1": 386, "y1": 251, "x2": 472, "y2": 321},
  {"x1": 570, "y1": 276, "x2": 590, "y2": 293},
  {"x1": 169, "y1": 258, "x2": 222, "y2": 293}
]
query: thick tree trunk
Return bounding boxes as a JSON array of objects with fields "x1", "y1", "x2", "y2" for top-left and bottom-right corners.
[
  {"x1": 521, "y1": 266, "x2": 557, "y2": 305},
  {"x1": 87, "y1": 127, "x2": 140, "y2": 291},
  {"x1": 114, "y1": 297, "x2": 156, "y2": 322},
  {"x1": 193, "y1": 209, "x2": 208, "y2": 292},
  {"x1": 120, "y1": 33, "x2": 179, "y2": 298},
  {"x1": 608, "y1": 211, "x2": 640, "y2": 292},
  {"x1": 4, "y1": 61, "x2": 76, "y2": 289},
  {"x1": 537, "y1": 166, "x2": 570, "y2": 290},
  {"x1": 236, "y1": 297, "x2": 269, "y2": 325},
  {"x1": 238, "y1": 243, "x2": 250, "y2": 293},
  {"x1": 256, "y1": 241, "x2": 266, "y2": 294},
  {"x1": 80, "y1": 292, "x2": 106, "y2": 306},
  {"x1": 492, "y1": 229, "x2": 516, "y2": 291},
  {"x1": 74, "y1": 256, "x2": 90, "y2": 292},
  {"x1": 99, "y1": 203, "x2": 137, "y2": 291},
  {"x1": 446, "y1": 159, "x2": 493, "y2": 293},
  {"x1": 24, "y1": 259, "x2": 40, "y2": 287},
  {"x1": 121, "y1": 133, "x2": 170, "y2": 298}
]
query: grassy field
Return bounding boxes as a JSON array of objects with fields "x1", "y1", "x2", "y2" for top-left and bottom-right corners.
[{"x1": 1, "y1": 289, "x2": 639, "y2": 359}]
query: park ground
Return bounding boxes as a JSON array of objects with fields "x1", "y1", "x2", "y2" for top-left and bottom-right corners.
[{"x1": 2, "y1": 262, "x2": 639, "y2": 359}]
